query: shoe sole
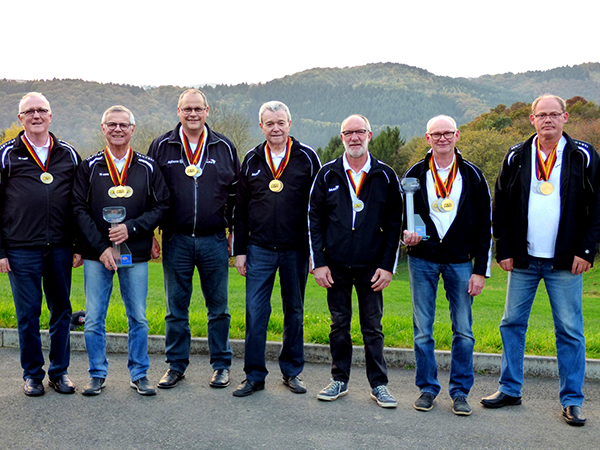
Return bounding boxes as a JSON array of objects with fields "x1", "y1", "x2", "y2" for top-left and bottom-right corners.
[
  {"x1": 371, "y1": 393, "x2": 397, "y2": 408},
  {"x1": 414, "y1": 403, "x2": 434, "y2": 411},
  {"x1": 317, "y1": 390, "x2": 348, "y2": 401},
  {"x1": 480, "y1": 399, "x2": 522, "y2": 408},
  {"x1": 453, "y1": 408, "x2": 472, "y2": 416},
  {"x1": 130, "y1": 382, "x2": 157, "y2": 396},
  {"x1": 23, "y1": 389, "x2": 45, "y2": 397},
  {"x1": 48, "y1": 381, "x2": 75, "y2": 394},
  {"x1": 210, "y1": 380, "x2": 230, "y2": 388},
  {"x1": 232, "y1": 383, "x2": 265, "y2": 397}
]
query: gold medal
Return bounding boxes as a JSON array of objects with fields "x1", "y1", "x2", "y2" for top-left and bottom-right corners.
[
  {"x1": 108, "y1": 187, "x2": 118, "y2": 198},
  {"x1": 124, "y1": 186, "x2": 134, "y2": 198},
  {"x1": 40, "y1": 173, "x2": 54, "y2": 184},
  {"x1": 540, "y1": 181, "x2": 553, "y2": 195},
  {"x1": 269, "y1": 179, "x2": 284, "y2": 192},
  {"x1": 115, "y1": 186, "x2": 127, "y2": 198},
  {"x1": 353, "y1": 199, "x2": 364, "y2": 212},
  {"x1": 440, "y1": 198, "x2": 455, "y2": 212},
  {"x1": 185, "y1": 165, "x2": 198, "y2": 177}
]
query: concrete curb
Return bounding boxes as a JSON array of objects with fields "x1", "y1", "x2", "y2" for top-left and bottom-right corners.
[{"x1": 1, "y1": 327, "x2": 599, "y2": 380}]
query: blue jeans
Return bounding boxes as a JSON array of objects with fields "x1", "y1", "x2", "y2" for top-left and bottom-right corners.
[
  {"x1": 499, "y1": 257, "x2": 585, "y2": 408},
  {"x1": 7, "y1": 246, "x2": 73, "y2": 380},
  {"x1": 408, "y1": 256, "x2": 475, "y2": 398},
  {"x1": 84, "y1": 260, "x2": 150, "y2": 381},
  {"x1": 243, "y1": 245, "x2": 307, "y2": 382},
  {"x1": 327, "y1": 265, "x2": 388, "y2": 388},
  {"x1": 162, "y1": 232, "x2": 232, "y2": 373}
]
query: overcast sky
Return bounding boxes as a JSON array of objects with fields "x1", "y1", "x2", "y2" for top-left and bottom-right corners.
[{"x1": 5, "y1": 0, "x2": 599, "y2": 87}]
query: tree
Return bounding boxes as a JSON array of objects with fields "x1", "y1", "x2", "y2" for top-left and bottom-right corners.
[
  {"x1": 1, "y1": 122, "x2": 23, "y2": 144},
  {"x1": 369, "y1": 126, "x2": 406, "y2": 165},
  {"x1": 207, "y1": 103, "x2": 255, "y2": 157},
  {"x1": 316, "y1": 135, "x2": 344, "y2": 164}
]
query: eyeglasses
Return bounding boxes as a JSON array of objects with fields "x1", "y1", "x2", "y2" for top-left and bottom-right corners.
[
  {"x1": 19, "y1": 108, "x2": 50, "y2": 117},
  {"x1": 534, "y1": 112, "x2": 564, "y2": 120},
  {"x1": 428, "y1": 131, "x2": 456, "y2": 141},
  {"x1": 341, "y1": 129, "x2": 368, "y2": 137},
  {"x1": 180, "y1": 107, "x2": 207, "y2": 115},
  {"x1": 104, "y1": 122, "x2": 132, "y2": 131}
]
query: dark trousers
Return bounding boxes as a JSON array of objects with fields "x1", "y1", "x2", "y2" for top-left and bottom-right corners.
[
  {"x1": 7, "y1": 246, "x2": 73, "y2": 380},
  {"x1": 327, "y1": 265, "x2": 388, "y2": 388}
]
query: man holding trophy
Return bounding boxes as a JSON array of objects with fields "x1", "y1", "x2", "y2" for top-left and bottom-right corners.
[
  {"x1": 402, "y1": 115, "x2": 491, "y2": 416},
  {"x1": 72, "y1": 105, "x2": 169, "y2": 396}
]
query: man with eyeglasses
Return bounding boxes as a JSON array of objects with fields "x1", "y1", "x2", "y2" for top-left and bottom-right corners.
[
  {"x1": 481, "y1": 94, "x2": 600, "y2": 426},
  {"x1": 0, "y1": 92, "x2": 81, "y2": 396},
  {"x1": 232, "y1": 101, "x2": 320, "y2": 397},
  {"x1": 72, "y1": 105, "x2": 169, "y2": 396},
  {"x1": 309, "y1": 114, "x2": 402, "y2": 408},
  {"x1": 148, "y1": 89, "x2": 240, "y2": 390},
  {"x1": 402, "y1": 115, "x2": 491, "y2": 416}
]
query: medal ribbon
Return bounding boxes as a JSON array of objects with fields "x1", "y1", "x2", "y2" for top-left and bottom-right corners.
[
  {"x1": 266, "y1": 137, "x2": 292, "y2": 180},
  {"x1": 536, "y1": 139, "x2": 558, "y2": 182},
  {"x1": 346, "y1": 170, "x2": 367, "y2": 198},
  {"x1": 21, "y1": 135, "x2": 53, "y2": 172},
  {"x1": 104, "y1": 147, "x2": 133, "y2": 186},
  {"x1": 182, "y1": 129, "x2": 206, "y2": 166},
  {"x1": 429, "y1": 155, "x2": 458, "y2": 199}
]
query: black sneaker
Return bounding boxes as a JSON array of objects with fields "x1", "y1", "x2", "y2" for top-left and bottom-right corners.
[
  {"x1": 452, "y1": 396, "x2": 472, "y2": 416},
  {"x1": 130, "y1": 376, "x2": 156, "y2": 396},
  {"x1": 82, "y1": 377, "x2": 106, "y2": 396},
  {"x1": 283, "y1": 375, "x2": 307, "y2": 394},
  {"x1": 414, "y1": 392, "x2": 436, "y2": 411}
]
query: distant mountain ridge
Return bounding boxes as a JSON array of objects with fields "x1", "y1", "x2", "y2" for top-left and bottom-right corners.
[{"x1": 2, "y1": 62, "x2": 599, "y2": 153}]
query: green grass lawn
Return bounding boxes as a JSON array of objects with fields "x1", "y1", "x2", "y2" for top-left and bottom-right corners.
[{"x1": 1, "y1": 258, "x2": 599, "y2": 359}]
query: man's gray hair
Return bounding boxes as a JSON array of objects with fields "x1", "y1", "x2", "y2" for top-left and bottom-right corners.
[
  {"x1": 340, "y1": 114, "x2": 371, "y2": 133},
  {"x1": 18, "y1": 92, "x2": 51, "y2": 114},
  {"x1": 178, "y1": 89, "x2": 209, "y2": 109},
  {"x1": 426, "y1": 115, "x2": 457, "y2": 133},
  {"x1": 101, "y1": 105, "x2": 136, "y2": 125},
  {"x1": 259, "y1": 101, "x2": 291, "y2": 123},
  {"x1": 531, "y1": 94, "x2": 566, "y2": 114}
]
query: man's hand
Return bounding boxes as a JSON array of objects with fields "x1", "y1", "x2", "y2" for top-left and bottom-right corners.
[
  {"x1": 108, "y1": 224, "x2": 128, "y2": 245},
  {"x1": 0, "y1": 258, "x2": 10, "y2": 273},
  {"x1": 314, "y1": 266, "x2": 334, "y2": 289},
  {"x1": 572, "y1": 256, "x2": 591, "y2": 275},
  {"x1": 499, "y1": 258, "x2": 513, "y2": 272},
  {"x1": 235, "y1": 255, "x2": 247, "y2": 277},
  {"x1": 403, "y1": 230, "x2": 422, "y2": 247},
  {"x1": 72, "y1": 253, "x2": 83, "y2": 268},
  {"x1": 99, "y1": 247, "x2": 118, "y2": 271},
  {"x1": 468, "y1": 274, "x2": 485, "y2": 297},
  {"x1": 371, "y1": 268, "x2": 392, "y2": 292},
  {"x1": 151, "y1": 236, "x2": 161, "y2": 259}
]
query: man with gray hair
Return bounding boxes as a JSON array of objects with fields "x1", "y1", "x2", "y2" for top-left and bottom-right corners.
[
  {"x1": 402, "y1": 114, "x2": 491, "y2": 416},
  {"x1": 0, "y1": 92, "x2": 81, "y2": 396},
  {"x1": 72, "y1": 105, "x2": 169, "y2": 396},
  {"x1": 232, "y1": 101, "x2": 320, "y2": 396}
]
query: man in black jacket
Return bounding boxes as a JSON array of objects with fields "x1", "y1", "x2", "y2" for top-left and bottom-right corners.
[
  {"x1": 147, "y1": 89, "x2": 240, "y2": 390},
  {"x1": 309, "y1": 114, "x2": 402, "y2": 408},
  {"x1": 481, "y1": 95, "x2": 600, "y2": 427},
  {"x1": 0, "y1": 92, "x2": 81, "y2": 397},
  {"x1": 72, "y1": 105, "x2": 169, "y2": 396},
  {"x1": 232, "y1": 101, "x2": 320, "y2": 397},
  {"x1": 403, "y1": 115, "x2": 491, "y2": 416}
]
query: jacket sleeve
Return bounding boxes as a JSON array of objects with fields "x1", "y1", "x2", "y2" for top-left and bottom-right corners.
[
  {"x1": 472, "y1": 170, "x2": 492, "y2": 277},
  {"x1": 308, "y1": 170, "x2": 328, "y2": 269},
  {"x1": 226, "y1": 146, "x2": 241, "y2": 233},
  {"x1": 123, "y1": 161, "x2": 170, "y2": 237},
  {"x1": 492, "y1": 152, "x2": 514, "y2": 263},
  {"x1": 71, "y1": 162, "x2": 112, "y2": 256},
  {"x1": 579, "y1": 145, "x2": 600, "y2": 264},
  {"x1": 379, "y1": 169, "x2": 403, "y2": 272},
  {"x1": 233, "y1": 158, "x2": 250, "y2": 256}
]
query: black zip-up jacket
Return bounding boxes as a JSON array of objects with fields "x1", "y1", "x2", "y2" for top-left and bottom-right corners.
[
  {"x1": 309, "y1": 154, "x2": 402, "y2": 271},
  {"x1": 147, "y1": 123, "x2": 239, "y2": 237},
  {"x1": 0, "y1": 131, "x2": 81, "y2": 258},
  {"x1": 234, "y1": 137, "x2": 321, "y2": 255},
  {"x1": 403, "y1": 149, "x2": 492, "y2": 277},
  {"x1": 72, "y1": 150, "x2": 170, "y2": 263},
  {"x1": 493, "y1": 132, "x2": 600, "y2": 270}
]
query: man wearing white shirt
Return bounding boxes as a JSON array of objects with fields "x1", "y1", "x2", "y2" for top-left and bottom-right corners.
[
  {"x1": 481, "y1": 95, "x2": 600, "y2": 427},
  {"x1": 309, "y1": 115, "x2": 402, "y2": 408},
  {"x1": 403, "y1": 115, "x2": 492, "y2": 416},
  {"x1": 0, "y1": 92, "x2": 81, "y2": 396}
]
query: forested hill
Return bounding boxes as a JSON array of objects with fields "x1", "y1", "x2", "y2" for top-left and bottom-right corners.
[{"x1": 2, "y1": 62, "x2": 599, "y2": 154}]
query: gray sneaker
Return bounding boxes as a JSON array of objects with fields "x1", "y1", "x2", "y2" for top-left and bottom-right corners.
[
  {"x1": 452, "y1": 396, "x2": 472, "y2": 416},
  {"x1": 371, "y1": 385, "x2": 397, "y2": 408},
  {"x1": 414, "y1": 392, "x2": 436, "y2": 411},
  {"x1": 82, "y1": 377, "x2": 106, "y2": 396},
  {"x1": 130, "y1": 376, "x2": 157, "y2": 396},
  {"x1": 317, "y1": 379, "x2": 348, "y2": 401}
]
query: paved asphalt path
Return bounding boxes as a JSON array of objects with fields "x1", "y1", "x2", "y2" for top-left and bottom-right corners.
[{"x1": 0, "y1": 347, "x2": 598, "y2": 450}]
